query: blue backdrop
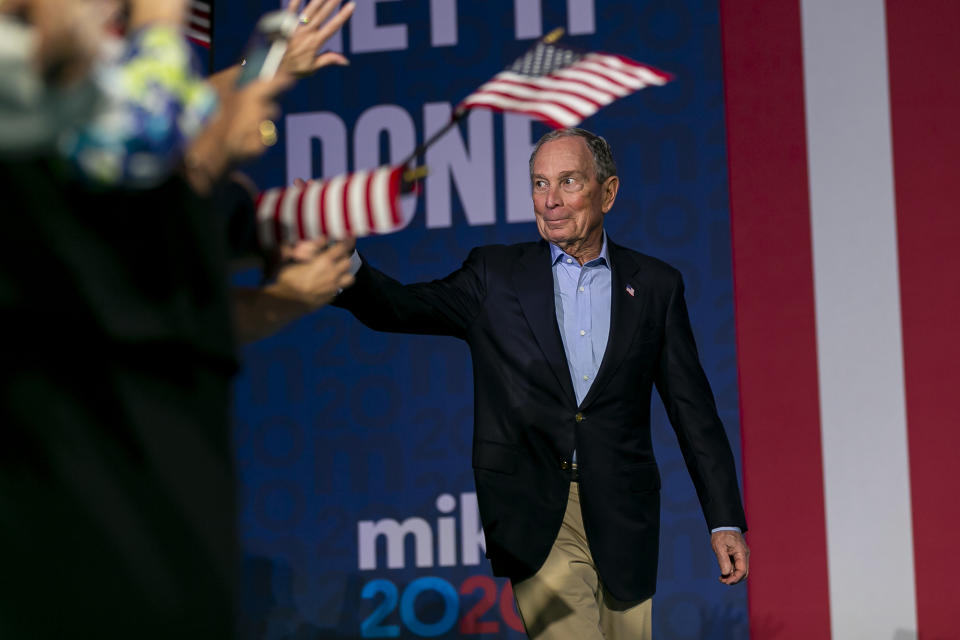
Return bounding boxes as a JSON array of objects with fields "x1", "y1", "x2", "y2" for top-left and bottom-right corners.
[{"x1": 222, "y1": 1, "x2": 747, "y2": 637}]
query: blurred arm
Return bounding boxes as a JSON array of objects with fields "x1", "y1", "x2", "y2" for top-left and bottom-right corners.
[{"x1": 233, "y1": 239, "x2": 356, "y2": 343}]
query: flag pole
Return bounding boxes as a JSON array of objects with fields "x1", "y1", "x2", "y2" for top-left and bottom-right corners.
[
  {"x1": 399, "y1": 109, "x2": 466, "y2": 168},
  {"x1": 400, "y1": 166, "x2": 428, "y2": 194},
  {"x1": 399, "y1": 27, "x2": 566, "y2": 169}
]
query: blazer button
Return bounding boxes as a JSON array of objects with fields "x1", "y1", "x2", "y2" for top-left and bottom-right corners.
[{"x1": 575, "y1": 412, "x2": 584, "y2": 423}]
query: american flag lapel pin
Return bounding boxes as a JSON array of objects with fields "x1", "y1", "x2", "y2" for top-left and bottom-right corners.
[{"x1": 625, "y1": 284, "x2": 635, "y2": 297}]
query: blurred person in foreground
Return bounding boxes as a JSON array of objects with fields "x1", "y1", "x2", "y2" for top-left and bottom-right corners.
[
  {"x1": 0, "y1": 0, "x2": 354, "y2": 637},
  {"x1": 335, "y1": 129, "x2": 749, "y2": 639}
]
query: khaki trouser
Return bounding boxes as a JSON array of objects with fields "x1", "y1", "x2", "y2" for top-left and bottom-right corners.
[{"x1": 512, "y1": 483, "x2": 652, "y2": 639}]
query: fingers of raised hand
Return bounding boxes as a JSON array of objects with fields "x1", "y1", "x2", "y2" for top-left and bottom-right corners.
[
  {"x1": 308, "y1": 0, "x2": 346, "y2": 29},
  {"x1": 284, "y1": 2, "x2": 354, "y2": 75},
  {"x1": 314, "y1": 1, "x2": 355, "y2": 43},
  {"x1": 292, "y1": 0, "x2": 335, "y2": 29},
  {"x1": 312, "y1": 51, "x2": 349, "y2": 70}
]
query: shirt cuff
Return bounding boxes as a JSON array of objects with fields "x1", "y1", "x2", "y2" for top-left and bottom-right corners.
[
  {"x1": 337, "y1": 250, "x2": 363, "y2": 296},
  {"x1": 710, "y1": 526, "x2": 742, "y2": 534},
  {"x1": 348, "y1": 250, "x2": 362, "y2": 275}
]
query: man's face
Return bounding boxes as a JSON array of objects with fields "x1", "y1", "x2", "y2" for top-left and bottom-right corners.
[{"x1": 531, "y1": 136, "x2": 617, "y2": 252}]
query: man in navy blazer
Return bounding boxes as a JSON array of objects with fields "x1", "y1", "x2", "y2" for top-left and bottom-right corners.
[{"x1": 335, "y1": 128, "x2": 749, "y2": 639}]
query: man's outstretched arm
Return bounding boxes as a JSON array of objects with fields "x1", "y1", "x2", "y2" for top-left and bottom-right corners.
[{"x1": 333, "y1": 249, "x2": 487, "y2": 339}]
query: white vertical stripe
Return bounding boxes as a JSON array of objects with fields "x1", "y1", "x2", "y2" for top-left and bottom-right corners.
[
  {"x1": 369, "y1": 168, "x2": 393, "y2": 232},
  {"x1": 303, "y1": 180, "x2": 323, "y2": 240},
  {"x1": 801, "y1": 2, "x2": 917, "y2": 638},
  {"x1": 257, "y1": 189, "x2": 281, "y2": 249},
  {"x1": 347, "y1": 170, "x2": 371, "y2": 236},
  {"x1": 280, "y1": 185, "x2": 302, "y2": 244},
  {"x1": 323, "y1": 175, "x2": 349, "y2": 240}
]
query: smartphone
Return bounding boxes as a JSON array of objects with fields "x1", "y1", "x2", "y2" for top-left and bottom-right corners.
[{"x1": 235, "y1": 10, "x2": 299, "y2": 86}]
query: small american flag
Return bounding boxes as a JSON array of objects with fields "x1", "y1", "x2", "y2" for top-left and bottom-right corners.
[
  {"x1": 458, "y1": 41, "x2": 673, "y2": 129},
  {"x1": 625, "y1": 284, "x2": 635, "y2": 297},
  {"x1": 256, "y1": 166, "x2": 406, "y2": 248},
  {"x1": 185, "y1": 0, "x2": 213, "y2": 48}
]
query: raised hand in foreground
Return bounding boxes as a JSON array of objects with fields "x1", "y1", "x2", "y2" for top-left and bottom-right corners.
[{"x1": 280, "y1": 0, "x2": 356, "y2": 76}]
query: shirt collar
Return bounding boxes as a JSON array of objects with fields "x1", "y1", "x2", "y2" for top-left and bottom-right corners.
[{"x1": 550, "y1": 231, "x2": 610, "y2": 267}]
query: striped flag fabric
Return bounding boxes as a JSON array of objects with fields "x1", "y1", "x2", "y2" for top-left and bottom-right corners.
[
  {"x1": 722, "y1": 1, "x2": 960, "y2": 638},
  {"x1": 185, "y1": 0, "x2": 213, "y2": 48},
  {"x1": 255, "y1": 166, "x2": 405, "y2": 248},
  {"x1": 458, "y1": 41, "x2": 672, "y2": 129}
]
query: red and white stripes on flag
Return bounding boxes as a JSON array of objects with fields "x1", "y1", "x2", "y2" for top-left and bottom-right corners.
[
  {"x1": 458, "y1": 42, "x2": 672, "y2": 129},
  {"x1": 723, "y1": 1, "x2": 960, "y2": 638},
  {"x1": 255, "y1": 166, "x2": 405, "y2": 248},
  {"x1": 185, "y1": 0, "x2": 213, "y2": 48}
]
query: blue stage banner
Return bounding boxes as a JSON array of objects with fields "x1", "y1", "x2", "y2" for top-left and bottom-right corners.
[{"x1": 228, "y1": 1, "x2": 747, "y2": 637}]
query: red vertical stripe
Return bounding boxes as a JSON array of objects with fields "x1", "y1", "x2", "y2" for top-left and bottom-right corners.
[
  {"x1": 388, "y1": 167, "x2": 403, "y2": 224},
  {"x1": 341, "y1": 176, "x2": 353, "y2": 234},
  {"x1": 364, "y1": 171, "x2": 377, "y2": 232},
  {"x1": 721, "y1": 0, "x2": 831, "y2": 637},
  {"x1": 885, "y1": 2, "x2": 960, "y2": 637},
  {"x1": 317, "y1": 180, "x2": 330, "y2": 238}
]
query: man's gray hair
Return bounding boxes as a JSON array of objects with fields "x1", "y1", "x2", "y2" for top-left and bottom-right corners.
[{"x1": 528, "y1": 128, "x2": 617, "y2": 185}]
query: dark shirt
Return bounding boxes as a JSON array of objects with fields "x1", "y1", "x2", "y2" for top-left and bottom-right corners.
[{"x1": 0, "y1": 158, "x2": 239, "y2": 638}]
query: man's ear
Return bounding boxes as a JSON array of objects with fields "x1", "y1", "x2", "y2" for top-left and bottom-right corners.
[{"x1": 601, "y1": 175, "x2": 619, "y2": 213}]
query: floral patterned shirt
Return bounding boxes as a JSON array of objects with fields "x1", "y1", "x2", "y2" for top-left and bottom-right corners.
[{"x1": 60, "y1": 25, "x2": 218, "y2": 187}]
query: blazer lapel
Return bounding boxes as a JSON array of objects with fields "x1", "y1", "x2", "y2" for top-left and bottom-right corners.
[
  {"x1": 513, "y1": 241, "x2": 578, "y2": 408},
  {"x1": 580, "y1": 240, "x2": 647, "y2": 409}
]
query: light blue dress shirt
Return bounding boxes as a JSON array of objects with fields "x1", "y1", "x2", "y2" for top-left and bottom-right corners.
[{"x1": 550, "y1": 235, "x2": 612, "y2": 407}]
